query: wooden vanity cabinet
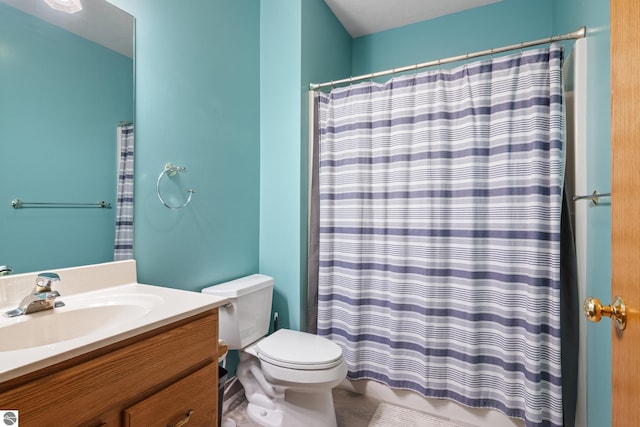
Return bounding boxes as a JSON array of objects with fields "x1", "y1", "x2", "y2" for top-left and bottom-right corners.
[{"x1": 0, "y1": 309, "x2": 219, "y2": 426}]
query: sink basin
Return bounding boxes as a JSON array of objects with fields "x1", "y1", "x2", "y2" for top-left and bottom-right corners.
[
  {"x1": 0, "y1": 294, "x2": 161, "y2": 352},
  {"x1": 0, "y1": 264, "x2": 228, "y2": 384}
]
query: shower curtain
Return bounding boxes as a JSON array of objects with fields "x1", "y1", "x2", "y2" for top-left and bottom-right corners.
[
  {"x1": 114, "y1": 124, "x2": 134, "y2": 260},
  {"x1": 312, "y1": 44, "x2": 569, "y2": 427}
]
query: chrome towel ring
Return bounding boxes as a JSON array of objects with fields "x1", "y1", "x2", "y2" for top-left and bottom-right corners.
[{"x1": 157, "y1": 163, "x2": 194, "y2": 209}]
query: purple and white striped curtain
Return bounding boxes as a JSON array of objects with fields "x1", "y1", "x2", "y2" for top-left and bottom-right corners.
[
  {"x1": 114, "y1": 124, "x2": 134, "y2": 260},
  {"x1": 315, "y1": 45, "x2": 565, "y2": 427}
]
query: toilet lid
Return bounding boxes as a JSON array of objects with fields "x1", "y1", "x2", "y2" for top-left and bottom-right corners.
[{"x1": 256, "y1": 329, "x2": 343, "y2": 370}]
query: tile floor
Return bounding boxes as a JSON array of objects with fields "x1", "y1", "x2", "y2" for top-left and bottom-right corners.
[{"x1": 222, "y1": 387, "x2": 381, "y2": 427}]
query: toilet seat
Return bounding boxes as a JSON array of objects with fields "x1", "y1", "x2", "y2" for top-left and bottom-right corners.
[{"x1": 255, "y1": 329, "x2": 343, "y2": 370}]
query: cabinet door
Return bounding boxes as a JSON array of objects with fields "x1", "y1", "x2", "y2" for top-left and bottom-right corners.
[{"x1": 123, "y1": 362, "x2": 218, "y2": 427}]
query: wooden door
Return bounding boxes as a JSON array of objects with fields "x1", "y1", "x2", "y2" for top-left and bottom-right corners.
[{"x1": 610, "y1": 0, "x2": 640, "y2": 425}]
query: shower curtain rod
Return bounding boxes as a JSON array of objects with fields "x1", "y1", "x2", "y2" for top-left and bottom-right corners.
[{"x1": 309, "y1": 26, "x2": 586, "y2": 90}]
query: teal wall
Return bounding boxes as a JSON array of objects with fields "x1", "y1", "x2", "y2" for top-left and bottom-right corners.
[
  {"x1": 259, "y1": 0, "x2": 350, "y2": 332},
  {"x1": 107, "y1": 0, "x2": 261, "y2": 291},
  {"x1": 259, "y1": 0, "x2": 304, "y2": 332},
  {"x1": 553, "y1": 2, "x2": 611, "y2": 426},
  {"x1": 0, "y1": 3, "x2": 133, "y2": 273}
]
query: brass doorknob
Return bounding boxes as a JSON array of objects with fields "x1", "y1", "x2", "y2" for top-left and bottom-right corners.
[{"x1": 584, "y1": 295, "x2": 627, "y2": 331}]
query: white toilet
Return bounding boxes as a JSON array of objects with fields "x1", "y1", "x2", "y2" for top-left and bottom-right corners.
[{"x1": 202, "y1": 274, "x2": 347, "y2": 427}]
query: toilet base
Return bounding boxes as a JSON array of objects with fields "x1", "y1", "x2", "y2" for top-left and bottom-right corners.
[
  {"x1": 245, "y1": 389, "x2": 337, "y2": 427},
  {"x1": 282, "y1": 389, "x2": 338, "y2": 427},
  {"x1": 246, "y1": 402, "x2": 283, "y2": 427},
  {"x1": 237, "y1": 355, "x2": 340, "y2": 427}
]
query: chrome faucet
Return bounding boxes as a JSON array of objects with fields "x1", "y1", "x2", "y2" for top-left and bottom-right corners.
[
  {"x1": 0, "y1": 265, "x2": 12, "y2": 276},
  {"x1": 4, "y1": 272, "x2": 64, "y2": 318}
]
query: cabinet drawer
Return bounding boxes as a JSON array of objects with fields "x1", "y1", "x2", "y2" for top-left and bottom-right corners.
[{"x1": 123, "y1": 362, "x2": 218, "y2": 427}]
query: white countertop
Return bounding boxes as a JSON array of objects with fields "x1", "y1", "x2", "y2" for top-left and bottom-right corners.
[{"x1": 0, "y1": 261, "x2": 228, "y2": 383}]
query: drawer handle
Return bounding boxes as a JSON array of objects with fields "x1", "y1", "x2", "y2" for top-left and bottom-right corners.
[{"x1": 168, "y1": 409, "x2": 194, "y2": 427}]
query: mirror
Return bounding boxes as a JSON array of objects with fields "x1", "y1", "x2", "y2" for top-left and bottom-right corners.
[{"x1": 0, "y1": 0, "x2": 134, "y2": 274}]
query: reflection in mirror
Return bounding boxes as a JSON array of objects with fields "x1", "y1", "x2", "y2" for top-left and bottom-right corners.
[{"x1": 0, "y1": 0, "x2": 134, "y2": 274}]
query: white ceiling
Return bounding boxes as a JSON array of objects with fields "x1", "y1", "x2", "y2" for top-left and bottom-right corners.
[
  {"x1": 0, "y1": 0, "x2": 133, "y2": 58},
  {"x1": 324, "y1": 0, "x2": 503, "y2": 37}
]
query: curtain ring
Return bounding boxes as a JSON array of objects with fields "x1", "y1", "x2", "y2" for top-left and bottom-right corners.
[
  {"x1": 157, "y1": 163, "x2": 195, "y2": 209},
  {"x1": 412, "y1": 63, "x2": 419, "y2": 83},
  {"x1": 462, "y1": 53, "x2": 470, "y2": 75}
]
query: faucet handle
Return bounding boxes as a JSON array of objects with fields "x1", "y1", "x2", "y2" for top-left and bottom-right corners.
[{"x1": 35, "y1": 272, "x2": 60, "y2": 292}]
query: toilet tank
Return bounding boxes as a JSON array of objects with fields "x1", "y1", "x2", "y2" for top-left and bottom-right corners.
[{"x1": 201, "y1": 274, "x2": 274, "y2": 350}]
